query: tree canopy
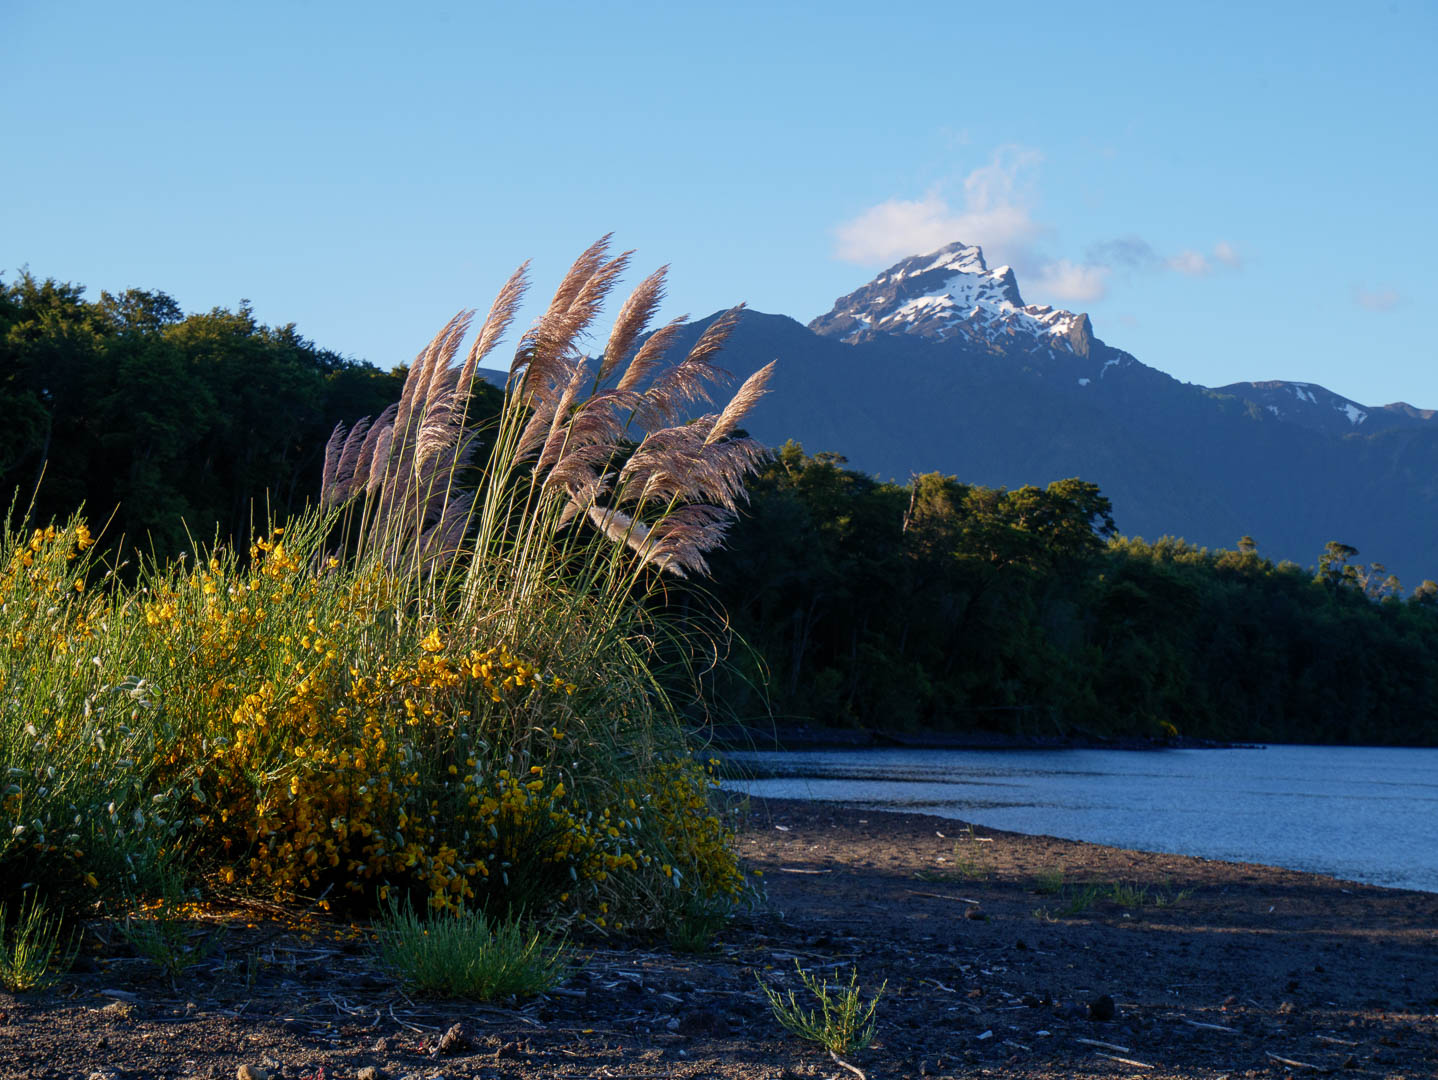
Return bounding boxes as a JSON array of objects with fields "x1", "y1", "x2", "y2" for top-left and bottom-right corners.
[{"x1": 0, "y1": 272, "x2": 405, "y2": 554}]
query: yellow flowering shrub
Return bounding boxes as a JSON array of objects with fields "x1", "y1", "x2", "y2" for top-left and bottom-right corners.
[
  {"x1": 0, "y1": 518, "x2": 179, "y2": 908},
  {"x1": 2, "y1": 517, "x2": 754, "y2": 930},
  {"x1": 624, "y1": 757, "x2": 747, "y2": 908}
]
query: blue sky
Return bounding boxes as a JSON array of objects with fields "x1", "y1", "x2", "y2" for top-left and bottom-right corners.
[{"x1": 4, "y1": 0, "x2": 1435, "y2": 408}]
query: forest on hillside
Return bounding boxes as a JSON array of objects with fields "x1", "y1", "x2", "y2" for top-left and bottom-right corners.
[
  {"x1": 703, "y1": 443, "x2": 1438, "y2": 746},
  {"x1": 5, "y1": 272, "x2": 1437, "y2": 745}
]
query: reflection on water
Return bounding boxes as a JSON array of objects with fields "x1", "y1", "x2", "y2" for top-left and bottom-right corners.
[{"x1": 722, "y1": 745, "x2": 1438, "y2": 893}]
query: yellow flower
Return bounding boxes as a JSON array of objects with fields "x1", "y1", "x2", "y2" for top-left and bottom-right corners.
[{"x1": 420, "y1": 628, "x2": 444, "y2": 653}]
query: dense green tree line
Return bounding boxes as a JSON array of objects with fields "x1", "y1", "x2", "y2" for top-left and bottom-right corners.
[
  {"x1": 0, "y1": 272, "x2": 404, "y2": 554},
  {"x1": 704, "y1": 442, "x2": 1438, "y2": 745}
]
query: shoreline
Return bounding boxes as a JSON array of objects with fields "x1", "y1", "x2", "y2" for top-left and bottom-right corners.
[
  {"x1": 711, "y1": 722, "x2": 1255, "y2": 752},
  {"x1": 3, "y1": 800, "x2": 1434, "y2": 1079}
]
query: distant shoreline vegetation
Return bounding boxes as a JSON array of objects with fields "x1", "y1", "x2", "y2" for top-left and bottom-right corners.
[{"x1": 4, "y1": 272, "x2": 1436, "y2": 748}]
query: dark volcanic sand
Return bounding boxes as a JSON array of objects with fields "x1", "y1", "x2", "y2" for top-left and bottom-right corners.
[{"x1": 1, "y1": 796, "x2": 1434, "y2": 1079}]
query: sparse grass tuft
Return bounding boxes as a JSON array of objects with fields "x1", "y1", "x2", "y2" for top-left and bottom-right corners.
[
  {"x1": 375, "y1": 900, "x2": 570, "y2": 1000},
  {"x1": 916, "y1": 827, "x2": 992, "y2": 883},
  {"x1": 1106, "y1": 881, "x2": 1151, "y2": 908},
  {"x1": 1033, "y1": 877, "x2": 1194, "y2": 920},
  {"x1": 664, "y1": 893, "x2": 730, "y2": 954},
  {"x1": 1033, "y1": 867, "x2": 1066, "y2": 895},
  {"x1": 120, "y1": 868, "x2": 223, "y2": 980},
  {"x1": 759, "y1": 960, "x2": 886, "y2": 1056},
  {"x1": 0, "y1": 893, "x2": 77, "y2": 991}
]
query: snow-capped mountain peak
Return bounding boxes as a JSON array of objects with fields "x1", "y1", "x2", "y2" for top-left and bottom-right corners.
[{"x1": 810, "y1": 241, "x2": 1094, "y2": 357}]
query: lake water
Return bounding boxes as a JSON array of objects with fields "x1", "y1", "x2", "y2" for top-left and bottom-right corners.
[{"x1": 722, "y1": 744, "x2": 1438, "y2": 893}]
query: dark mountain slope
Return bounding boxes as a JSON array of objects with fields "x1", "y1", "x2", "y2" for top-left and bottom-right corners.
[{"x1": 674, "y1": 306, "x2": 1438, "y2": 586}]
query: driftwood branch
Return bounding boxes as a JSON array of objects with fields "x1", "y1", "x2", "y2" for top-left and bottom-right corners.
[
  {"x1": 1265, "y1": 1050, "x2": 1322, "y2": 1070},
  {"x1": 1182, "y1": 1017, "x2": 1238, "y2": 1032},
  {"x1": 1075, "y1": 1037, "x2": 1133, "y2": 1053},
  {"x1": 1095, "y1": 1052, "x2": 1156, "y2": 1069},
  {"x1": 906, "y1": 890, "x2": 981, "y2": 904},
  {"x1": 829, "y1": 1049, "x2": 867, "y2": 1080}
]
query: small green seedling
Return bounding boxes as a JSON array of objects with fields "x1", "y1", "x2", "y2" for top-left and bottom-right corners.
[{"x1": 759, "y1": 960, "x2": 885, "y2": 1056}]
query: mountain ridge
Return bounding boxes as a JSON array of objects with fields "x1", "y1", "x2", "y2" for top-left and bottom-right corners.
[{"x1": 676, "y1": 244, "x2": 1438, "y2": 586}]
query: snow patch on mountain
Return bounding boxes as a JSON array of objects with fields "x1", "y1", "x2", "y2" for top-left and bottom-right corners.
[{"x1": 810, "y1": 241, "x2": 1093, "y2": 357}]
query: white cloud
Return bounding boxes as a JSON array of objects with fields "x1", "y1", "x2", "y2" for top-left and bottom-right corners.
[
  {"x1": 1213, "y1": 240, "x2": 1242, "y2": 268},
  {"x1": 1166, "y1": 249, "x2": 1212, "y2": 276},
  {"x1": 833, "y1": 146, "x2": 1045, "y2": 266},
  {"x1": 1031, "y1": 259, "x2": 1111, "y2": 303},
  {"x1": 1353, "y1": 286, "x2": 1403, "y2": 312}
]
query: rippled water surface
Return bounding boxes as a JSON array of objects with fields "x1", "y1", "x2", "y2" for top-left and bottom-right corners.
[{"x1": 723, "y1": 745, "x2": 1438, "y2": 892}]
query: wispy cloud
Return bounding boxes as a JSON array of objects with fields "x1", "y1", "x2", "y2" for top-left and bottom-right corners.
[
  {"x1": 1031, "y1": 259, "x2": 1110, "y2": 303},
  {"x1": 1086, "y1": 235, "x2": 1161, "y2": 271},
  {"x1": 1166, "y1": 250, "x2": 1212, "y2": 276},
  {"x1": 834, "y1": 153, "x2": 1240, "y2": 308},
  {"x1": 1353, "y1": 286, "x2": 1404, "y2": 312},
  {"x1": 834, "y1": 146, "x2": 1045, "y2": 265},
  {"x1": 834, "y1": 147, "x2": 1112, "y2": 302},
  {"x1": 1086, "y1": 236, "x2": 1242, "y2": 278}
]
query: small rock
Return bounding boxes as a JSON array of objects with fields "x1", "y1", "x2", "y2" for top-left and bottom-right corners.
[
  {"x1": 1088, "y1": 994, "x2": 1116, "y2": 1022},
  {"x1": 356, "y1": 1068, "x2": 382, "y2": 1080},
  {"x1": 235, "y1": 1067, "x2": 270, "y2": 1080},
  {"x1": 100, "y1": 1001, "x2": 134, "y2": 1022},
  {"x1": 965, "y1": 908, "x2": 988, "y2": 921},
  {"x1": 676, "y1": 1008, "x2": 727, "y2": 1037},
  {"x1": 432, "y1": 1021, "x2": 470, "y2": 1056}
]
